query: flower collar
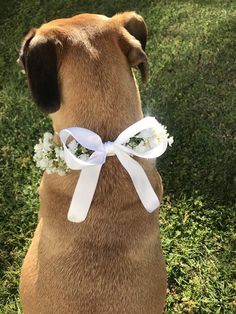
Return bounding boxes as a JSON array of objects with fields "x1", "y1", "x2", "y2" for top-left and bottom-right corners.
[{"x1": 34, "y1": 117, "x2": 173, "y2": 222}]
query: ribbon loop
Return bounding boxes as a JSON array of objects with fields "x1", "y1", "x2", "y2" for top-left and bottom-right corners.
[{"x1": 59, "y1": 117, "x2": 169, "y2": 223}]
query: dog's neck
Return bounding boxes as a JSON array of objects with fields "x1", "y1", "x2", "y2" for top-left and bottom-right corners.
[{"x1": 50, "y1": 67, "x2": 143, "y2": 141}]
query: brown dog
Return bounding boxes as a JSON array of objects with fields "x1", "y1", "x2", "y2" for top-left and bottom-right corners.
[{"x1": 19, "y1": 12, "x2": 167, "y2": 314}]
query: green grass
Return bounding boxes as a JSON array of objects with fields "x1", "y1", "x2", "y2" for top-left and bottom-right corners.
[{"x1": 0, "y1": 0, "x2": 235, "y2": 313}]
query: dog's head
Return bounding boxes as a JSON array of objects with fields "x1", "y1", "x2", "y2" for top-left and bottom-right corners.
[{"x1": 18, "y1": 12, "x2": 148, "y2": 115}]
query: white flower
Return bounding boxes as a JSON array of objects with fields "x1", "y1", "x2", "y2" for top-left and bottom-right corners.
[
  {"x1": 57, "y1": 169, "x2": 66, "y2": 176},
  {"x1": 59, "y1": 149, "x2": 65, "y2": 160},
  {"x1": 54, "y1": 147, "x2": 60, "y2": 158},
  {"x1": 68, "y1": 140, "x2": 78, "y2": 154},
  {"x1": 43, "y1": 141, "x2": 52, "y2": 152},
  {"x1": 34, "y1": 132, "x2": 68, "y2": 175},
  {"x1": 42, "y1": 132, "x2": 53, "y2": 152},
  {"x1": 78, "y1": 153, "x2": 89, "y2": 161},
  {"x1": 126, "y1": 144, "x2": 133, "y2": 150},
  {"x1": 148, "y1": 137, "x2": 160, "y2": 149},
  {"x1": 43, "y1": 132, "x2": 53, "y2": 141},
  {"x1": 34, "y1": 141, "x2": 44, "y2": 153},
  {"x1": 153, "y1": 125, "x2": 166, "y2": 141},
  {"x1": 37, "y1": 158, "x2": 50, "y2": 169},
  {"x1": 133, "y1": 143, "x2": 148, "y2": 154},
  {"x1": 137, "y1": 129, "x2": 154, "y2": 139},
  {"x1": 55, "y1": 147, "x2": 65, "y2": 160},
  {"x1": 46, "y1": 166, "x2": 60, "y2": 175},
  {"x1": 128, "y1": 123, "x2": 174, "y2": 153}
]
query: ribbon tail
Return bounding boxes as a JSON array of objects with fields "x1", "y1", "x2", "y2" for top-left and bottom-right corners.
[
  {"x1": 115, "y1": 150, "x2": 160, "y2": 213},
  {"x1": 67, "y1": 165, "x2": 102, "y2": 223}
]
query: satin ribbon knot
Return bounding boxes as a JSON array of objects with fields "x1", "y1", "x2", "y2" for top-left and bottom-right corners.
[
  {"x1": 59, "y1": 117, "x2": 168, "y2": 223},
  {"x1": 104, "y1": 141, "x2": 116, "y2": 156}
]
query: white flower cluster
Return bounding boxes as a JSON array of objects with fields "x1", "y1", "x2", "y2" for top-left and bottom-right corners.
[
  {"x1": 34, "y1": 133, "x2": 90, "y2": 176},
  {"x1": 34, "y1": 132, "x2": 67, "y2": 176},
  {"x1": 34, "y1": 124, "x2": 173, "y2": 176},
  {"x1": 67, "y1": 140, "x2": 90, "y2": 161},
  {"x1": 126, "y1": 124, "x2": 174, "y2": 154}
]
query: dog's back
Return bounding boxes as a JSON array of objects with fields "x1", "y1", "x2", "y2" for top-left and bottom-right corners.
[{"x1": 19, "y1": 12, "x2": 167, "y2": 313}]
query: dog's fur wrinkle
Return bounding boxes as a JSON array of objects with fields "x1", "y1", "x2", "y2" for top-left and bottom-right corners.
[{"x1": 19, "y1": 12, "x2": 167, "y2": 314}]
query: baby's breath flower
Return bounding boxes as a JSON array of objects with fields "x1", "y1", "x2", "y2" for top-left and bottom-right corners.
[
  {"x1": 37, "y1": 158, "x2": 50, "y2": 169},
  {"x1": 125, "y1": 124, "x2": 174, "y2": 153},
  {"x1": 57, "y1": 169, "x2": 66, "y2": 176},
  {"x1": 43, "y1": 132, "x2": 53, "y2": 141},
  {"x1": 42, "y1": 132, "x2": 53, "y2": 152},
  {"x1": 78, "y1": 153, "x2": 90, "y2": 161},
  {"x1": 34, "y1": 141, "x2": 44, "y2": 153},
  {"x1": 68, "y1": 140, "x2": 78, "y2": 154},
  {"x1": 133, "y1": 143, "x2": 147, "y2": 153},
  {"x1": 148, "y1": 137, "x2": 160, "y2": 149},
  {"x1": 137, "y1": 129, "x2": 154, "y2": 139},
  {"x1": 55, "y1": 147, "x2": 65, "y2": 160},
  {"x1": 34, "y1": 133, "x2": 92, "y2": 175}
]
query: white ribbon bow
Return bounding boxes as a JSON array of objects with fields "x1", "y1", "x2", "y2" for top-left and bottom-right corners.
[{"x1": 59, "y1": 117, "x2": 168, "y2": 223}]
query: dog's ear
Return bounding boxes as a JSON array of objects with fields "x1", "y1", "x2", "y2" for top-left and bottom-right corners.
[
  {"x1": 19, "y1": 30, "x2": 61, "y2": 113},
  {"x1": 113, "y1": 12, "x2": 148, "y2": 83}
]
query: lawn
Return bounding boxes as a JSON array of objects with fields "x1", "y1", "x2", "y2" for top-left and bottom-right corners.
[{"x1": 0, "y1": 0, "x2": 235, "y2": 313}]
